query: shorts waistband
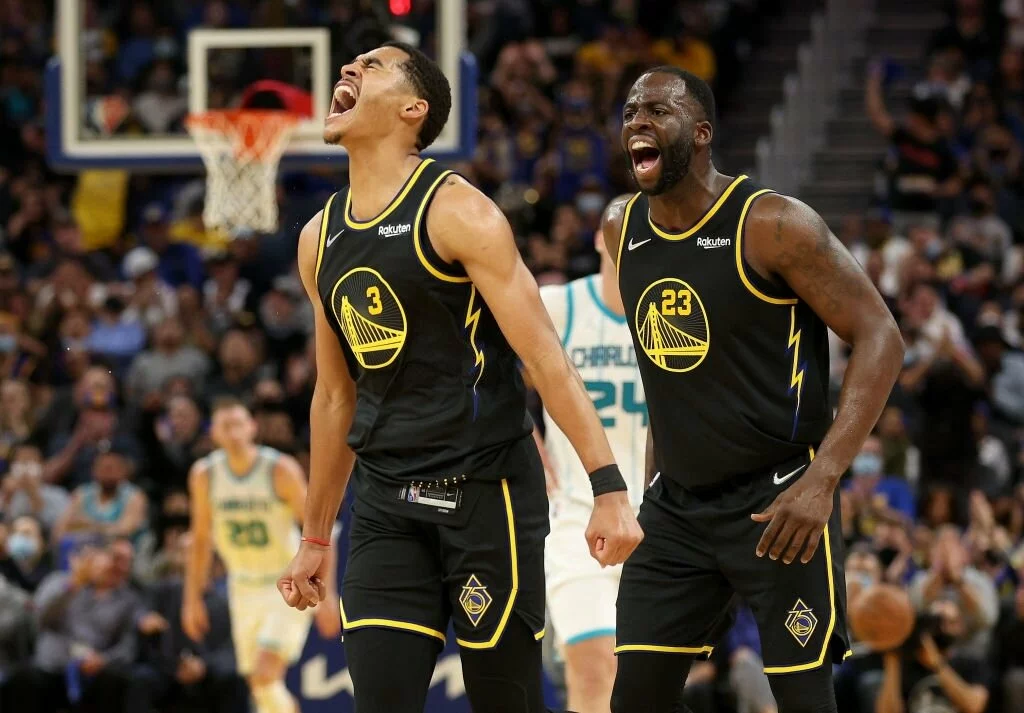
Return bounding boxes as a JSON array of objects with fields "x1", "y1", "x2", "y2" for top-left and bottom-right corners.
[{"x1": 678, "y1": 445, "x2": 817, "y2": 500}]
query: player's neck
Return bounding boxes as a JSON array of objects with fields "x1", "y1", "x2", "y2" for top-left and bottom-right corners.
[
  {"x1": 648, "y1": 161, "x2": 731, "y2": 232},
  {"x1": 346, "y1": 144, "x2": 422, "y2": 222},
  {"x1": 224, "y1": 445, "x2": 259, "y2": 476}
]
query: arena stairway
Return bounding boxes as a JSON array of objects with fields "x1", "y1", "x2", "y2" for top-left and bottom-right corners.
[
  {"x1": 717, "y1": 0, "x2": 824, "y2": 176},
  {"x1": 797, "y1": 0, "x2": 948, "y2": 229}
]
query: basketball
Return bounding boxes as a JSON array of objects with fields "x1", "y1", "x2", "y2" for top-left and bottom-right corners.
[{"x1": 849, "y1": 583, "x2": 915, "y2": 651}]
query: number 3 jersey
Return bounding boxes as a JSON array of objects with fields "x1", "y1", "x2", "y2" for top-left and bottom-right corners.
[
  {"x1": 540, "y1": 274, "x2": 648, "y2": 511},
  {"x1": 314, "y1": 159, "x2": 533, "y2": 486},
  {"x1": 205, "y1": 446, "x2": 300, "y2": 585},
  {"x1": 615, "y1": 176, "x2": 832, "y2": 489}
]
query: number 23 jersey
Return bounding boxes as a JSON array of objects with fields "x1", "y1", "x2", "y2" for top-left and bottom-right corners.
[
  {"x1": 541, "y1": 274, "x2": 648, "y2": 511},
  {"x1": 615, "y1": 176, "x2": 832, "y2": 489}
]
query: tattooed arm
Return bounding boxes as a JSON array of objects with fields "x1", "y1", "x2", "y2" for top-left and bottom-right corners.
[{"x1": 744, "y1": 194, "x2": 904, "y2": 564}]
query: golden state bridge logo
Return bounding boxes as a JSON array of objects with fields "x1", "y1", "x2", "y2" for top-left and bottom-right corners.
[
  {"x1": 459, "y1": 574, "x2": 493, "y2": 627},
  {"x1": 331, "y1": 267, "x2": 407, "y2": 369},
  {"x1": 634, "y1": 278, "x2": 709, "y2": 373},
  {"x1": 785, "y1": 598, "x2": 818, "y2": 647}
]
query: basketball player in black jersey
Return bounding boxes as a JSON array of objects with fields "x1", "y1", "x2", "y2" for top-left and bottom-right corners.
[
  {"x1": 605, "y1": 67, "x2": 905, "y2": 713},
  {"x1": 275, "y1": 42, "x2": 643, "y2": 713}
]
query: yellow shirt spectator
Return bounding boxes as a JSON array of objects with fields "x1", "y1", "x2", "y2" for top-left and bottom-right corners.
[
  {"x1": 71, "y1": 169, "x2": 129, "y2": 251},
  {"x1": 651, "y1": 36, "x2": 717, "y2": 84}
]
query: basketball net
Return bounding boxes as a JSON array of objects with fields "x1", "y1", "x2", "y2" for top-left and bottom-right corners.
[{"x1": 185, "y1": 110, "x2": 300, "y2": 234}]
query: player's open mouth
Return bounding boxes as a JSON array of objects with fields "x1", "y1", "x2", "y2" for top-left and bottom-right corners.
[
  {"x1": 328, "y1": 82, "x2": 358, "y2": 119},
  {"x1": 629, "y1": 136, "x2": 661, "y2": 178}
]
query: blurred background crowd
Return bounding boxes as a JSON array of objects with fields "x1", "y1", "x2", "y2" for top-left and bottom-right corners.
[{"x1": 5, "y1": 0, "x2": 1024, "y2": 712}]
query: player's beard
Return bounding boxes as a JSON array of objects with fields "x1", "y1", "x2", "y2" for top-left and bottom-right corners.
[{"x1": 631, "y1": 134, "x2": 693, "y2": 196}]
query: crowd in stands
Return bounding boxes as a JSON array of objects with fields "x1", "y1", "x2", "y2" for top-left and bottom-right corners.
[{"x1": 9, "y1": 0, "x2": 1024, "y2": 712}]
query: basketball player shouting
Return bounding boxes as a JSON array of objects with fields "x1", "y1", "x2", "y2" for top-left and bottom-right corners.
[
  {"x1": 606, "y1": 67, "x2": 904, "y2": 713},
  {"x1": 277, "y1": 42, "x2": 643, "y2": 713},
  {"x1": 539, "y1": 197, "x2": 648, "y2": 713}
]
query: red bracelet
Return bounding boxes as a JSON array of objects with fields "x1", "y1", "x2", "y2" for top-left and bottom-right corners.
[{"x1": 301, "y1": 536, "x2": 331, "y2": 547}]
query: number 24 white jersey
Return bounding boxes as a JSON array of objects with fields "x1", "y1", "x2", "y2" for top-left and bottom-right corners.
[{"x1": 540, "y1": 275, "x2": 648, "y2": 511}]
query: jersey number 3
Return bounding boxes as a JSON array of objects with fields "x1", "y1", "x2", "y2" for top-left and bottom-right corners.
[
  {"x1": 585, "y1": 380, "x2": 648, "y2": 427},
  {"x1": 226, "y1": 520, "x2": 269, "y2": 548}
]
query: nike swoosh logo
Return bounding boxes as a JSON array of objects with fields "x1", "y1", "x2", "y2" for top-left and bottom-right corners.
[
  {"x1": 627, "y1": 237, "x2": 651, "y2": 251},
  {"x1": 772, "y1": 464, "x2": 807, "y2": 486},
  {"x1": 326, "y1": 230, "x2": 344, "y2": 247}
]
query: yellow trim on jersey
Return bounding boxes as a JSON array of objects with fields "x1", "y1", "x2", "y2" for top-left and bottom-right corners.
[
  {"x1": 313, "y1": 193, "x2": 337, "y2": 288},
  {"x1": 735, "y1": 188, "x2": 799, "y2": 306},
  {"x1": 343, "y1": 159, "x2": 434, "y2": 229},
  {"x1": 764, "y1": 446, "x2": 841, "y2": 675},
  {"x1": 614, "y1": 193, "x2": 642, "y2": 275},
  {"x1": 787, "y1": 305, "x2": 806, "y2": 426},
  {"x1": 339, "y1": 600, "x2": 447, "y2": 644},
  {"x1": 456, "y1": 479, "x2": 518, "y2": 650},
  {"x1": 534, "y1": 628, "x2": 546, "y2": 641},
  {"x1": 647, "y1": 175, "x2": 747, "y2": 240},
  {"x1": 465, "y1": 285, "x2": 485, "y2": 391},
  {"x1": 614, "y1": 643, "x2": 715, "y2": 655},
  {"x1": 413, "y1": 169, "x2": 471, "y2": 283}
]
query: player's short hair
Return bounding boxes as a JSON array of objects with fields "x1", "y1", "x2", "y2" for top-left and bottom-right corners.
[
  {"x1": 381, "y1": 41, "x2": 452, "y2": 151},
  {"x1": 211, "y1": 396, "x2": 249, "y2": 416},
  {"x1": 644, "y1": 66, "x2": 716, "y2": 131}
]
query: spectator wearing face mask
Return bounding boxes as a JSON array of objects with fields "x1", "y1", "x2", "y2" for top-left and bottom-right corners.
[
  {"x1": 0, "y1": 443, "x2": 70, "y2": 531},
  {"x1": 843, "y1": 435, "x2": 917, "y2": 538},
  {"x1": 9, "y1": 544, "x2": 144, "y2": 713},
  {"x1": 0, "y1": 515, "x2": 52, "y2": 593}
]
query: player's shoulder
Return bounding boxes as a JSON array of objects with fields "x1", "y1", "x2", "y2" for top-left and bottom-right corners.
[
  {"x1": 602, "y1": 193, "x2": 639, "y2": 259},
  {"x1": 188, "y1": 452, "x2": 216, "y2": 488},
  {"x1": 429, "y1": 173, "x2": 503, "y2": 227},
  {"x1": 743, "y1": 190, "x2": 822, "y2": 237}
]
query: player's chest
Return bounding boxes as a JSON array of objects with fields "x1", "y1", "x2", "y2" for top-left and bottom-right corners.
[{"x1": 618, "y1": 237, "x2": 753, "y2": 336}]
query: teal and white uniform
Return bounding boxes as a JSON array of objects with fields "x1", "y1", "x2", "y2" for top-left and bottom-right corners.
[
  {"x1": 540, "y1": 274, "x2": 648, "y2": 647},
  {"x1": 204, "y1": 446, "x2": 312, "y2": 673}
]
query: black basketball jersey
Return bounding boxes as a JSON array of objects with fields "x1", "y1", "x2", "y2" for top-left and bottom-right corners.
[
  {"x1": 616, "y1": 175, "x2": 832, "y2": 488},
  {"x1": 315, "y1": 159, "x2": 532, "y2": 485}
]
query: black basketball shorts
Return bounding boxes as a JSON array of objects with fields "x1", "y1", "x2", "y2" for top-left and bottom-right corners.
[
  {"x1": 341, "y1": 459, "x2": 549, "y2": 650},
  {"x1": 615, "y1": 447, "x2": 851, "y2": 674}
]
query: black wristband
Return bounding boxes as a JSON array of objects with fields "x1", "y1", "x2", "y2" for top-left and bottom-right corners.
[{"x1": 589, "y1": 464, "x2": 627, "y2": 497}]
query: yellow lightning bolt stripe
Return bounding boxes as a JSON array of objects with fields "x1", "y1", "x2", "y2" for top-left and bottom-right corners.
[
  {"x1": 788, "y1": 305, "x2": 805, "y2": 416},
  {"x1": 465, "y1": 285, "x2": 485, "y2": 389}
]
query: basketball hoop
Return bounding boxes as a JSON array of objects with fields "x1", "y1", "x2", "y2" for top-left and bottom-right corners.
[{"x1": 186, "y1": 110, "x2": 301, "y2": 234}]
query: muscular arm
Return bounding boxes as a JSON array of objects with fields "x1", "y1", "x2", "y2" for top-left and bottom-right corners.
[
  {"x1": 297, "y1": 211, "x2": 357, "y2": 542},
  {"x1": 184, "y1": 463, "x2": 214, "y2": 603},
  {"x1": 429, "y1": 178, "x2": 615, "y2": 474},
  {"x1": 429, "y1": 178, "x2": 641, "y2": 564},
  {"x1": 746, "y1": 194, "x2": 904, "y2": 488},
  {"x1": 272, "y1": 453, "x2": 308, "y2": 525}
]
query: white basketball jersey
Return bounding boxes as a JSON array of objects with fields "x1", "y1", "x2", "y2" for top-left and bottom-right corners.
[
  {"x1": 540, "y1": 275, "x2": 648, "y2": 511},
  {"x1": 206, "y1": 446, "x2": 300, "y2": 585}
]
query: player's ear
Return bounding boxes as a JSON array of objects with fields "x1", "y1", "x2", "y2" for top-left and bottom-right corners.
[
  {"x1": 694, "y1": 120, "x2": 713, "y2": 149},
  {"x1": 401, "y1": 97, "x2": 429, "y2": 123}
]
